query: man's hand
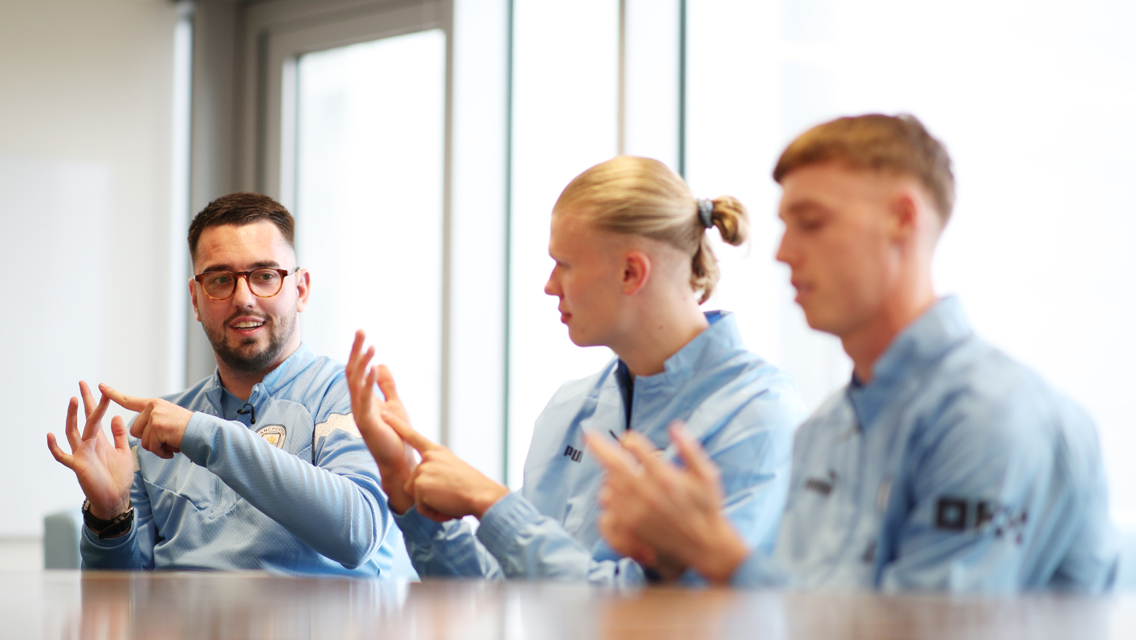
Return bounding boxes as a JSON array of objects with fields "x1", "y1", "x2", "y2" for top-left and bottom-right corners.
[
  {"x1": 384, "y1": 410, "x2": 509, "y2": 523},
  {"x1": 46, "y1": 381, "x2": 134, "y2": 520},
  {"x1": 585, "y1": 422, "x2": 750, "y2": 585},
  {"x1": 100, "y1": 385, "x2": 193, "y2": 460},
  {"x1": 346, "y1": 329, "x2": 419, "y2": 514}
]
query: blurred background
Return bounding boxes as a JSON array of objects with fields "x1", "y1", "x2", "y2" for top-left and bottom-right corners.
[{"x1": 1, "y1": 0, "x2": 1133, "y2": 572}]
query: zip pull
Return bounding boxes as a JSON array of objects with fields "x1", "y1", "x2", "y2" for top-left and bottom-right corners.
[{"x1": 237, "y1": 402, "x2": 256, "y2": 425}]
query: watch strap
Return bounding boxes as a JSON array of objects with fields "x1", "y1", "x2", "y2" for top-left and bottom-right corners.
[{"x1": 82, "y1": 500, "x2": 134, "y2": 539}]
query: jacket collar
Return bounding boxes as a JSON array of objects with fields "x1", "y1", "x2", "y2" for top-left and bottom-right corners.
[
  {"x1": 202, "y1": 343, "x2": 315, "y2": 409},
  {"x1": 847, "y1": 296, "x2": 974, "y2": 431},
  {"x1": 630, "y1": 310, "x2": 743, "y2": 394}
]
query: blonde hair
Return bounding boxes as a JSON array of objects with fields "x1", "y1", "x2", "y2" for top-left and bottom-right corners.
[{"x1": 554, "y1": 156, "x2": 749, "y2": 304}]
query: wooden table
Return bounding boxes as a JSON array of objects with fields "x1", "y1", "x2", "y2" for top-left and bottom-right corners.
[{"x1": 1, "y1": 571, "x2": 1133, "y2": 639}]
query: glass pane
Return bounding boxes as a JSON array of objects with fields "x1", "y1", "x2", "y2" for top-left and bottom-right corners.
[
  {"x1": 508, "y1": 0, "x2": 619, "y2": 487},
  {"x1": 294, "y1": 29, "x2": 447, "y2": 443},
  {"x1": 686, "y1": 0, "x2": 1136, "y2": 521}
]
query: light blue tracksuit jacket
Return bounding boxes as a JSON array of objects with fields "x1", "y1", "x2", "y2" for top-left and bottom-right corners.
[
  {"x1": 396, "y1": 311, "x2": 808, "y2": 586},
  {"x1": 732, "y1": 297, "x2": 1118, "y2": 592},
  {"x1": 81, "y1": 344, "x2": 399, "y2": 576}
]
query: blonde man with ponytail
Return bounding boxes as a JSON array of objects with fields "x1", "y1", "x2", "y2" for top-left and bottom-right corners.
[{"x1": 347, "y1": 156, "x2": 807, "y2": 586}]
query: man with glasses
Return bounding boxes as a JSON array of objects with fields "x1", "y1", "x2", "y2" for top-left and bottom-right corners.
[{"x1": 47, "y1": 192, "x2": 400, "y2": 575}]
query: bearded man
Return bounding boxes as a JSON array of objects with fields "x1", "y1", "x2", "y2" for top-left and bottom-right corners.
[{"x1": 47, "y1": 193, "x2": 400, "y2": 575}]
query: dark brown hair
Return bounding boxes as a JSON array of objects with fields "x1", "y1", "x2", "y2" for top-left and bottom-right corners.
[
  {"x1": 188, "y1": 192, "x2": 295, "y2": 262},
  {"x1": 773, "y1": 114, "x2": 956, "y2": 223}
]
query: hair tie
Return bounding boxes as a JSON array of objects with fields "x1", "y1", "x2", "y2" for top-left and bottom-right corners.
[{"x1": 697, "y1": 198, "x2": 714, "y2": 229}]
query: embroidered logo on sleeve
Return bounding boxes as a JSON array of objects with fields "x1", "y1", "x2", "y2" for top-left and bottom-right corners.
[
  {"x1": 804, "y1": 470, "x2": 839, "y2": 497},
  {"x1": 256, "y1": 424, "x2": 287, "y2": 448},
  {"x1": 934, "y1": 496, "x2": 1028, "y2": 545},
  {"x1": 313, "y1": 413, "x2": 362, "y2": 441}
]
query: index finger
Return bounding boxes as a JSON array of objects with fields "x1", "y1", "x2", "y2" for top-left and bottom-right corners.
[
  {"x1": 99, "y1": 384, "x2": 148, "y2": 412},
  {"x1": 584, "y1": 432, "x2": 636, "y2": 476},
  {"x1": 620, "y1": 431, "x2": 666, "y2": 474},
  {"x1": 669, "y1": 421, "x2": 717, "y2": 481},
  {"x1": 81, "y1": 391, "x2": 111, "y2": 442},
  {"x1": 376, "y1": 365, "x2": 400, "y2": 403},
  {"x1": 380, "y1": 408, "x2": 437, "y2": 453},
  {"x1": 346, "y1": 330, "x2": 371, "y2": 380}
]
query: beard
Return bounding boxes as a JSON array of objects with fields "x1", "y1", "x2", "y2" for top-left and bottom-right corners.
[{"x1": 203, "y1": 311, "x2": 297, "y2": 374}]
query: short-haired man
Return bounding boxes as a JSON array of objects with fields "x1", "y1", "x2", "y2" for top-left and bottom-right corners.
[
  {"x1": 589, "y1": 114, "x2": 1119, "y2": 592},
  {"x1": 47, "y1": 193, "x2": 399, "y2": 574}
]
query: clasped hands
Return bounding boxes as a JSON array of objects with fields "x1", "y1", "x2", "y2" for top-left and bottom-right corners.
[
  {"x1": 584, "y1": 423, "x2": 751, "y2": 585},
  {"x1": 347, "y1": 330, "x2": 509, "y2": 522},
  {"x1": 47, "y1": 381, "x2": 193, "y2": 520}
]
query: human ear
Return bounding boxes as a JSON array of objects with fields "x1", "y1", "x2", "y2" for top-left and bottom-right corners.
[
  {"x1": 888, "y1": 191, "x2": 919, "y2": 242},
  {"x1": 188, "y1": 278, "x2": 201, "y2": 322},
  {"x1": 295, "y1": 269, "x2": 311, "y2": 313},
  {"x1": 622, "y1": 251, "x2": 651, "y2": 296}
]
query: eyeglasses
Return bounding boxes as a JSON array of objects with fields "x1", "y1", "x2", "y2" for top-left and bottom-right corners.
[{"x1": 193, "y1": 267, "x2": 300, "y2": 300}]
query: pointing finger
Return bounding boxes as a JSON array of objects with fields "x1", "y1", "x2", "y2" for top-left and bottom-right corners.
[
  {"x1": 584, "y1": 432, "x2": 636, "y2": 476},
  {"x1": 99, "y1": 384, "x2": 148, "y2": 413},
  {"x1": 347, "y1": 329, "x2": 367, "y2": 378},
  {"x1": 381, "y1": 408, "x2": 436, "y2": 453},
  {"x1": 620, "y1": 432, "x2": 665, "y2": 473},
  {"x1": 669, "y1": 421, "x2": 717, "y2": 482}
]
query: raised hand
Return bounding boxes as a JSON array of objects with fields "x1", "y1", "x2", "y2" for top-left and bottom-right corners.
[
  {"x1": 346, "y1": 330, "x2": 418, "y2": 514},
  {"x1": 100, "y1": 384, "x2": 193, "y2": 460},
  {"x1": 46, "y1": 381, "x2": 135, "y2": 520},
  {"x1": 383, "y1": 409, "x2": 509, "y2": 523},
  {"x1": 585, "y1": 422, "x2": 749, "y2": 585}
]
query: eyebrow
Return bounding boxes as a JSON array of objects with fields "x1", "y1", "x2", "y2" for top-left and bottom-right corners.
[
  {"x1": 780, "y1": 201, "x2": 830, "y2": 219},
  {"x1": 198, "y1": 260, "x2": 283, "y2": 273}
]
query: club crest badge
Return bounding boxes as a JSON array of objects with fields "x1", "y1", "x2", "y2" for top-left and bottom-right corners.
[{"x1": 256, "y1": 424, "x2": 287, "y2": 448}]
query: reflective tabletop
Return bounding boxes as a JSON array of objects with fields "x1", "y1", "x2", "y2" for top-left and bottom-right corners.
[{"x1": 2, "y1": 571, "x2": 1133, "y2": 639}]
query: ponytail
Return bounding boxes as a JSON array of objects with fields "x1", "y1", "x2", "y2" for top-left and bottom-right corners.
[{"x1": 691, "y1": 196, "x2": 749, "y2": 303}]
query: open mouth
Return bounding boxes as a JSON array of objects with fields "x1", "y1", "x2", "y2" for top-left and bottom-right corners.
[{"x1": 230, "y1": 318, "x2": 267, "y2": 334}]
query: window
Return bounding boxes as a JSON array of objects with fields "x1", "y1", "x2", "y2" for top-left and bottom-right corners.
[
  {"x1": 294, "y1": 30, "x2": 447, "y2": 443},
  {"x1": 685, "y1": 0, "x2": 1136, "y2": 524}
]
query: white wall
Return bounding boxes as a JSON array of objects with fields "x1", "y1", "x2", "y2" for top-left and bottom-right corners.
[{"x1": 0, "y1": 0, "x2": 183, "y2": 536}]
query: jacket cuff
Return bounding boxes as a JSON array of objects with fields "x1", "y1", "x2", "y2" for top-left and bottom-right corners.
[
  {"x1": 179, "y1": 412, "x2": 224, "y2": 467},
  {"x1": 728, "y1": 548, "x2": 789, "y2": 588},
  {"x1": 475, "y1": 492, "x2": 537, "y2": 560},
  {"x1": 80, "y1": 517, "x2": 137, "y2": 549},
  {"x1": 393, "y1": 505, "x2": 444, "y2": 541}
]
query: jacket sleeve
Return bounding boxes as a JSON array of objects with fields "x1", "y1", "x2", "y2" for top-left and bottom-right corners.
[
  {"x1": 177, "y1": 399, "x2": 390, "y2": 570},
  {"x1": 441, "y1": 394, "x2": 799, "y2": 587},
  {"x1": 394, "y1": 506, "x2": 505, "y2": 579},
  {"x1": 80, "y1": 444, "x2": 157, "y2": 570}
]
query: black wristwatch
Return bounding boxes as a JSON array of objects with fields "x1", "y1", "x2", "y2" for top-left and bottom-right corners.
[{"x1": 82, "y1": 500, "x2": 135, "y2": 539}]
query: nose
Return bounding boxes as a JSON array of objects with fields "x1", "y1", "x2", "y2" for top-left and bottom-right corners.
[
  {"x1": 774, "y1": 230, "x2": 794, "y2": 266},
  {"x1": 544, "y1": 267, "x2": 559, "y2": 297},
  {"x1": 230, "y1": 274, "x2": 256, "y2": 307}
]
